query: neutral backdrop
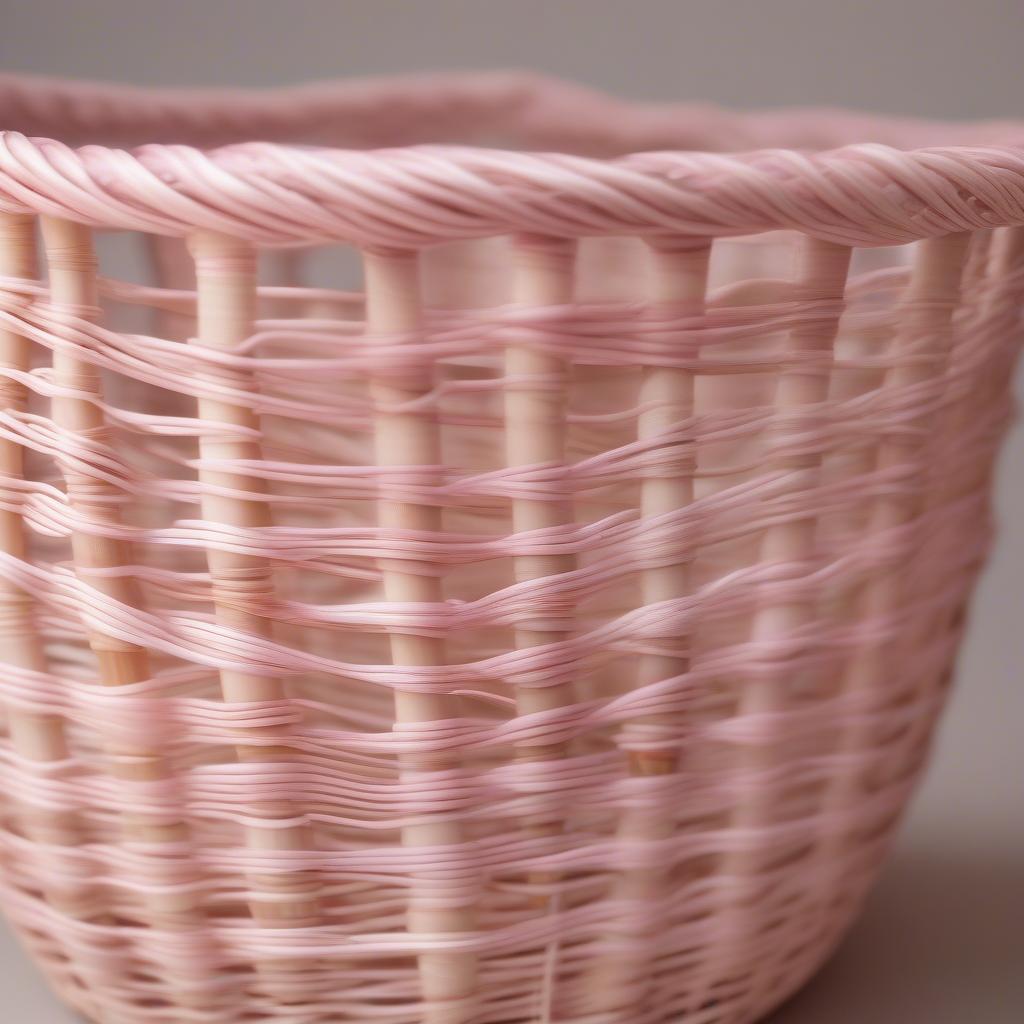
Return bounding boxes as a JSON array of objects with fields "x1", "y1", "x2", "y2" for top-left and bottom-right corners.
[{"x1": 1, "y1": 2, "x2": 1022, "y2": 1022}]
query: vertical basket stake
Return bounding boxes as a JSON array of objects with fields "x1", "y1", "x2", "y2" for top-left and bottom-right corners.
[
  {"x1": 631, "y1": 240, "x2": 711, "y2": 777},
  {"x1": 741, "y1": 239, "x2": 852, "y2": 767},
  {"x1": 0, "y1": 215, "x2": 92, "y2": 922},
  {"x1": 42, "y1": 219, "x2": 155, "y2": 711},
  {"x1": 505, "y1": 235, "x2": 579, "y2": 885},
  {"x1": 187, "y1": 231, "x2": 320, "y2": 1004},
  {"x1": 364, "y1": 246, "x2": 478, "y2": 1024},
  {"x1": 586, "y1": 240, "x2": 710, "y2": 1021}
]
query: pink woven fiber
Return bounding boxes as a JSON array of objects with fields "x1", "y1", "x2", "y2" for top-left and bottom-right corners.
[{"x1": 0, "y1": 72, "x2": 1022, "y2": 1024}]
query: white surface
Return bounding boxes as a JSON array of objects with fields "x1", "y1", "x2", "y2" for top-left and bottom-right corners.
[{"x1": 1, "y1": 2, "x2": 1022, "y2": 1019}]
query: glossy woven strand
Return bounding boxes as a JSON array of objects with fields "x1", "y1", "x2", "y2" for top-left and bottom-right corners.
[{"x1": 0, "y1": 74, "x2": 1022, "y2": 1024}]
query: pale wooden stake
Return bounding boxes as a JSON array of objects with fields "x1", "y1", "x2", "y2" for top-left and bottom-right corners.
[
  {"x1": 502, "y1": 237, "x2": 580, "y2": 1023},
  {"x1": 588, "y1": 241, "x2": 711, "y2": 1018},
  {"x1": 711, "y1": 238, "x2": 852, "y2": 1012},
  {"x1": 917, "y1": 231, "x2": 1007, "y2": 696},
  {"x1": 0, "y1": 214, "x2": 88, "y2": 916},
  {"x1": 631, "y1": 241, "x2": 711, "y2": 776},
  {"x1": 41, "y1": 218, "x2": 233, "y2": 1012},
  {"x1": 505, "y1": 237, "x2": 578, "y2": 884},
  {"x1": 828, "y1": 234, "x2": 970, "y2": 804},
  {"x1": 364, "y1": 247, "x2": 478, "y2": 1024},
  {"x1": 42, "y1": 218, "x2": 203, "y2": 881},
  {"x1": 186, "y1": 232, "x2": 320, "y2": 954},
  {"x1": 43, "y1": 220, "x2": 156, "y2": 709},
  {"x1": 741, "y1": 239, "x2": 853, "y2": 743}
]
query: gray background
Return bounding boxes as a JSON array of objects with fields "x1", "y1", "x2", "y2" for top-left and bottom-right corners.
[{"x1": 1, "y1": 2, "x2": 1022, "y2": 1021}]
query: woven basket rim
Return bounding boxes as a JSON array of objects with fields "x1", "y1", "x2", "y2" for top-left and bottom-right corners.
[{"x1": 1, "y1": 70, "x2": 1023, "y2": 248}]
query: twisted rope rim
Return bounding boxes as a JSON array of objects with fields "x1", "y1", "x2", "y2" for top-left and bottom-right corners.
[{"x1": 0, "y1": 71, "x2": 1023, "y2": 248}]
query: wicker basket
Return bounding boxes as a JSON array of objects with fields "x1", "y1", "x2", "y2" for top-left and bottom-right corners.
[{"x1": 0, "y1": 72, "x2": 1021, "y2": 1024}]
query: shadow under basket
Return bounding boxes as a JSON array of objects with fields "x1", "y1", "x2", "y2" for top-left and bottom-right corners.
[{"x1": 0, "y1": 73, "x2": 1022, "y2": 1024}]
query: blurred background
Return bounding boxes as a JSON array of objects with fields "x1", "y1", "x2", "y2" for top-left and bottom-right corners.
[{"x1": 1, "y1": 2, "x2": 1022, "y2": 1021}]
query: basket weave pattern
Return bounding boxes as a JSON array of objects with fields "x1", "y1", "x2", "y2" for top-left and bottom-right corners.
[{"x1": 0, "y1": 75, "x2": 1022, "y2": 1024}]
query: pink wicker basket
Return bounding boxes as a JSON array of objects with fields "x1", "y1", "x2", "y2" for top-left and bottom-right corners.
[{"x1": 0, "y1": 72, "x2": 1021, "y2": 1024}]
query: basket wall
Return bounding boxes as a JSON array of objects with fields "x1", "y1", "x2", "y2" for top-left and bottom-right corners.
[{"x1": 0, "y1": 75, "x2": 1022, "y2": 1024}]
